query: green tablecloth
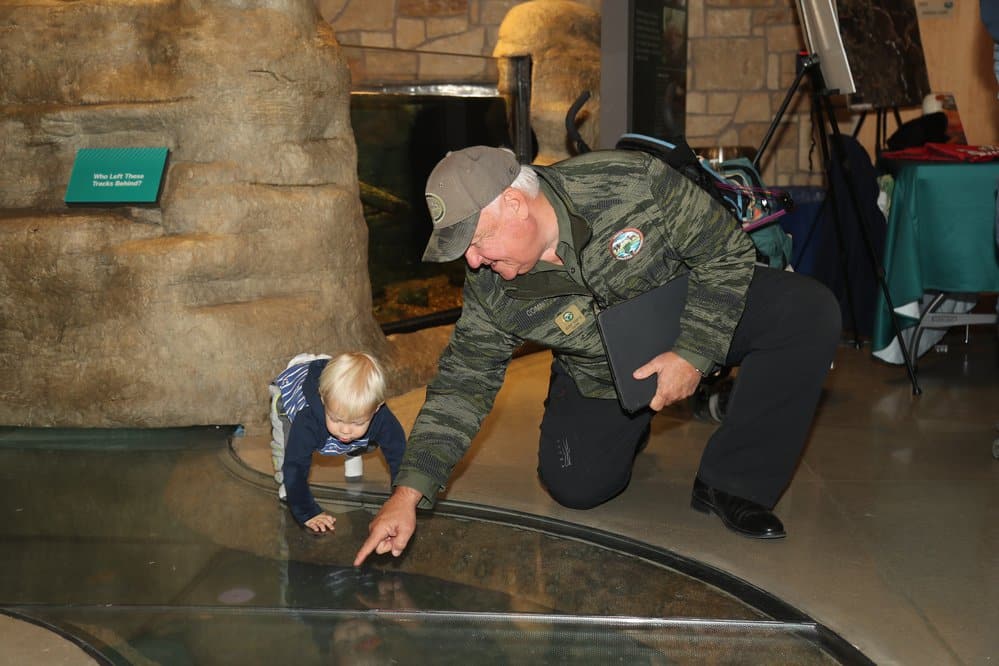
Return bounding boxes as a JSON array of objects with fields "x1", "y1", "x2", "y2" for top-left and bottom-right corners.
[{"x1": 872, "y1": 161, "x2": 999, "y2": 362}]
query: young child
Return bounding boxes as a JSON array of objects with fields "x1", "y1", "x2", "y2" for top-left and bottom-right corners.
[{"x1": 269, "y1": 352, "x2": 405, "y2": 533}]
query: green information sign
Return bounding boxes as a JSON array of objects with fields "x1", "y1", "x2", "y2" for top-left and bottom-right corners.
[{"x1": 65, "y1": 147, "x2": 169, "y2": 205}]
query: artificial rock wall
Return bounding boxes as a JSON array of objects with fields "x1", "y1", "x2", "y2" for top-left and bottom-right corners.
[
  {"x1": 0, "y1": 0, "x2": 406, "y2": 429},
  {"x1": 494, "y1": 0, "x2": 601, "y2": 166}
]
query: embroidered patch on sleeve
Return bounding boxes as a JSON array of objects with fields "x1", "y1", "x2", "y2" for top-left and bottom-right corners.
[{"x1": 610, "y1": 228, "x2": 644, "y2": 260}]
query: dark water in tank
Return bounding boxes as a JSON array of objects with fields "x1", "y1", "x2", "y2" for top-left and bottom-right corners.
[
  {"x1": 0, "y1": 427, "x2": 869, "y2": 665},
  {"x1": 352, "y1": 93, "x2": 514, "y2": 326}
]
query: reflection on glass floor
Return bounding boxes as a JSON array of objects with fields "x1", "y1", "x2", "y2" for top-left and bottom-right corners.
[{"x1": 0, "y1": 427, "x2": 871, "y2": 665}]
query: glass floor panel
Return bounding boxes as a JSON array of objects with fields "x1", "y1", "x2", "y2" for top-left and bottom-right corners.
[{"x1": 0, "y1": 427, "x2": 871, "y2": 665}]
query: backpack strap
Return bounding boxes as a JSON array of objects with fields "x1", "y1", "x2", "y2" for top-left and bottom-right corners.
[
  {"x1": 614, "y1": 133, "x2": 793, "y2": 269},
  {"x1": 615, "y1": 133, "x2": 740, "y2": 219}
]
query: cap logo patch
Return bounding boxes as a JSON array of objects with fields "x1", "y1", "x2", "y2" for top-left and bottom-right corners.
[
  {"x1": 426, "y1": 193, "x2": 446, "y2": 225},
  {"x1": 610, "y1": 228, "x2": 643, "y2": 260}
]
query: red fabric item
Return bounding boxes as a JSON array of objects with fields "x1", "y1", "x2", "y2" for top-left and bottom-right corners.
[{"x1": 881, "y1": 143, "x2": 999, "y2": 162}]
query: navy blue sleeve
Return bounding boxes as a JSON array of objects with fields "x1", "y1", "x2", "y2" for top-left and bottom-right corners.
[
  {"x1": 984, "y1": 0, "x2": 999, "y2": 41},
  {"x1": 281, "y1": 414, "x2": 325, "y2": 525},
  {"x1": 370, "y1": 407, "x2": 407, "y2": 482}
]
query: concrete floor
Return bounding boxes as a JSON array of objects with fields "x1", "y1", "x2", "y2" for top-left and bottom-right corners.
[
  {"x1": 233, "y1": 325, "x2": 999, "y2": 666},
  {"x1": 5, "y1": 325, "x2": 994, "y2": 664}
]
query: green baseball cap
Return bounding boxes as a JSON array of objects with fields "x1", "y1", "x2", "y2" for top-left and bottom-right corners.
[{"x1": 422, "y1": 146, "x2": 520, "y2": 262}]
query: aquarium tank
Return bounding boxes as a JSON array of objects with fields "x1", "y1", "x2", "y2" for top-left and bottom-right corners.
[{"x1": 343, "y1": 46, "x2": 532, "y2": 332}]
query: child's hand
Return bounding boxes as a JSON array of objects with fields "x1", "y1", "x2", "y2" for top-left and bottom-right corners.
[{"x1": 305, "y1": 512, "x2": 336, "y2": 533}]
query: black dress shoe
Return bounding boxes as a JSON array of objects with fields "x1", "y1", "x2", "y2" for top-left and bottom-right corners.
[{"x1": 690, "y1": 477, "x2": 786, "y2": 539}]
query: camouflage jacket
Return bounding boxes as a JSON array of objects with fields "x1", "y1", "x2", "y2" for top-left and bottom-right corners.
[{"x1": 397, "y1": 150, "x2": 756, "y2": 506}]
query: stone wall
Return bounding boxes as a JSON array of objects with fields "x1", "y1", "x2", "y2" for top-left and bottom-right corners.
[
  {"x1": 320, "y1": 0, "x2": 821, "y2": 185},
  {"x1": 322, "y1": 0, "x2": 603, "y2": 164},
  {"x1": 318, "y1": 0, "x2": 601, "y2": 54},
  {"x1": 321, "y1": 1, "x2": 999, "y2": 185},
  {"x1": 686, "y1": 0, "x2": 822, "y2": 187}
]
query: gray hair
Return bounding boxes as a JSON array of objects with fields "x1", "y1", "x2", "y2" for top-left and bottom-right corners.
[{"x1": 482, "y1": 164, "x2": 539, "y2": 216}]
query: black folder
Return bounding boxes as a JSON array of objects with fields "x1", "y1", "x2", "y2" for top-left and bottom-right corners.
[{"x1": 596, "y1": 273, "x2": 689, "y2": 413}]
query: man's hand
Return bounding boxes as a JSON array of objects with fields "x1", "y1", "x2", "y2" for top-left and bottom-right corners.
[
  {"x1": 353, "y1": 485, "x2": 423, "y2": 566},
  {"x1": 304, "y1": 512, "x2": 336, "y2": 533},
  {"x1": 633, "y1": 350, "x2": 703, "y2": 411}
]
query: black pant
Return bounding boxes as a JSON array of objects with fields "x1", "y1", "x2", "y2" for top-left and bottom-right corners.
[{"x1": 538, "y1": 266, "x2": 841, "y2": 510}]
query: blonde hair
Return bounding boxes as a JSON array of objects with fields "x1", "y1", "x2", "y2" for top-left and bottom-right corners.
[{"x1": 318, "y1": 352, "x2": 386, "y2": 419}]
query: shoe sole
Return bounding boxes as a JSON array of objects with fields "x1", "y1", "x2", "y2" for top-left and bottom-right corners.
[
  {"x1": 707, "y1": 394, "x2": 724, "y2": 422},
  {"x1": 690, "y1": 494, "x2": 786, "y2": 540}
]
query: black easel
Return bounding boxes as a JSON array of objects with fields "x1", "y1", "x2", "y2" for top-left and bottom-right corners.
[
  {"x1": 851, "y1": 106, "x2": 903, "y2": 161},
  {"x1": 755, "y1": 52, "x2": 922, "y2": 395}
]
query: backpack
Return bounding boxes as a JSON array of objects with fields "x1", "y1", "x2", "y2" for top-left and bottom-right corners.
[{"x1": 614, "y1": 133, "x2": 793, "y2": 269}]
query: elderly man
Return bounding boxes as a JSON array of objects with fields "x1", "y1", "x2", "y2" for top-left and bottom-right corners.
[{"x1": 355, "y1": 146, "x2": 840, "y2": 565}]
